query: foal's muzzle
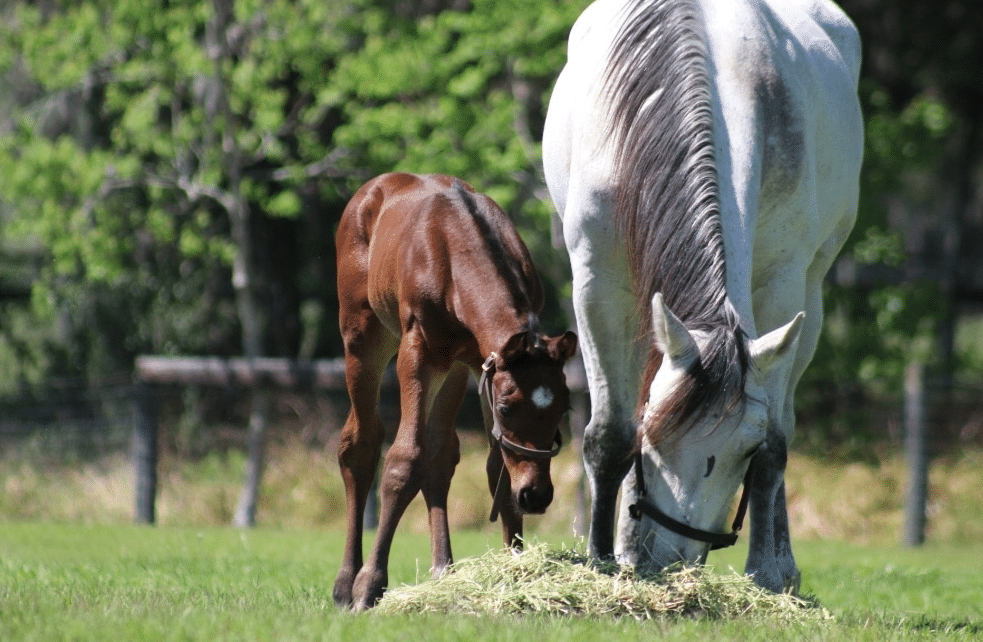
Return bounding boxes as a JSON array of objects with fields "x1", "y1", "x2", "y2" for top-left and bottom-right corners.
[{"x1": 517, "y1": 483, "x2": 554, "y2": 514}]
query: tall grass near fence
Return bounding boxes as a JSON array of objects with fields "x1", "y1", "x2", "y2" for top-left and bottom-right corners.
[{"x1": 3, "y1": 433, "x2": 983, "y2": 547}]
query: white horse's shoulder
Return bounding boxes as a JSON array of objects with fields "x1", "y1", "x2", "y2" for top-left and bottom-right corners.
[
  {"x1": 565, "y1": 0, "x2": 626, "y2": 57},
  {"x1": 543, "y1": 0, "x2": 629, "y2": 217}
]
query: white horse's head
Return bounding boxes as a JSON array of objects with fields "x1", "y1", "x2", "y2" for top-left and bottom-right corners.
[{"x1": 631, "y1": 293, "x2": 803, "y2": 571}]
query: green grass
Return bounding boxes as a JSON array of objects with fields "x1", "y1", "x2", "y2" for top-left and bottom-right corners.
[
  {"x1": 2, "y1": 523, "x2": 982, "y2": 641},
  {"x1": 4, "y1": 438, "x2": 983, "y2": 639}
]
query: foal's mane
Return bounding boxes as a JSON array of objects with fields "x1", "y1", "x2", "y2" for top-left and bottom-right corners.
[{"x1": 602, "y1": 0, "x2": 749, "y2": 443}]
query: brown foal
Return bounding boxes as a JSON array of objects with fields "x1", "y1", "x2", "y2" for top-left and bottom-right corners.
[{"x1": 333, "y1": 173, "x2": 577, "y2": 609}]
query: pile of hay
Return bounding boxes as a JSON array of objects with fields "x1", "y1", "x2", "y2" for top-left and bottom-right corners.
[{"x1": 376, "y1": 543, "x2": 831, "y2": 622}]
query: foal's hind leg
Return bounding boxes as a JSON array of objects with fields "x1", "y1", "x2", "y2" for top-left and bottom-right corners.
[
  {"x1": 333, "y1": 310, "x2": 397, "y2": 608},
  {"x1": 421, "y1": 361, "x2": 467, "y2": 577},
  {"x1": 352, "y1": 330, "x2": 442, "y2": 609}
]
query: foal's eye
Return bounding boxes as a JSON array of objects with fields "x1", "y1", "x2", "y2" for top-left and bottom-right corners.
[{"x1": 496, "y1": 403, "x2": 513, "y2": 418}]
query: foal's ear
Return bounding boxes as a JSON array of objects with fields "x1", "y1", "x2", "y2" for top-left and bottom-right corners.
[
  {"x1": 548, "y1": 331, "x2": 578, "y2": 363},
  {"x1": 497, "y1": 331, "x2": 532, "y2": 368}
]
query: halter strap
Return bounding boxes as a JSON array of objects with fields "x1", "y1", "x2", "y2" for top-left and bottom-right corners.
[
  {"x1": 627, "y1": 449, "x2": 752, "y2": 551},
  {"x1": 479, "y1": 352, "x2": 563, "y2": 522}
]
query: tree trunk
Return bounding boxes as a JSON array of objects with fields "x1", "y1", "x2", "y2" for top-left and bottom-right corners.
[{"x1": 207, "y1": 0, "x2": 270, "y2": 528}]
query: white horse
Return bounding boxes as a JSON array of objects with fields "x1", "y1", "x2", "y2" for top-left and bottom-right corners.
[{"x1": 543, "y1": 0, "x2": 862, "y2": 592}]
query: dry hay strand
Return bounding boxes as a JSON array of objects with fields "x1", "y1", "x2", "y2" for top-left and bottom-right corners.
[{"x1": 376, "y1": 543, "x2": 832, "y2": 622}]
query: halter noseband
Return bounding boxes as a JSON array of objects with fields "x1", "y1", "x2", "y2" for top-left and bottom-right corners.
[
  {"x1": 627, "y1": 449, "x2": 752, "y2": 551},
  {"x1": 479, "y1": 352, "x2": 563, "y2": 522}
]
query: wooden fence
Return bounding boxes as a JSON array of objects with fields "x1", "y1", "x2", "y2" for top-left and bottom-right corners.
[
  {"x1": 132, "y1": 354, "x2": 931, "y2": 547},
  {"x1": 132, "y1": 355, "x2": 588, "y2": 529}
]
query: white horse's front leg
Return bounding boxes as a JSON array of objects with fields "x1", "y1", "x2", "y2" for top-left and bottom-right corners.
[
  {"x1": 545, "y1": 49, "x2": 641, "y2": 559},
  {"x1": 565, "y1": 219, "x2": 640, "y2": 560},
  {"x1": 745, "y1": 260, "x2": 834, "y2": 594},
  {"x1": 744, "y1": 430, "x2": 800, "y2": 594},
  {"x1": 578, "y1": 303, "x2": 639, "y2": 560}
]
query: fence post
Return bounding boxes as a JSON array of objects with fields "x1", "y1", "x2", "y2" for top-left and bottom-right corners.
[
  {"x1": 235, "y1": 390, "x2": 272, "y2": 528},
  {"x1": 132, "y1": 382, "x2": 159, "y2": 524},
  {"x1": 903, "y1": 361, "x2": 928, "y2": 547}
]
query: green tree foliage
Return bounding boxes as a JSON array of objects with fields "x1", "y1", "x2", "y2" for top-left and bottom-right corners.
[
  {"x1": 3, "y1": 0, "x2": 982, "y2": 437},
  {"x1": 806, "y1": 1, "x2": 983, "y2": 406},
  {"x1": 811, "y1": 90, "x2": 954, "y2": 394},
  {"x1": 0, "y1": 0, "x2": 590, "y2": 394},
  {"x1": 0, "y1": 0, "x2": 363, "y2": 389}
]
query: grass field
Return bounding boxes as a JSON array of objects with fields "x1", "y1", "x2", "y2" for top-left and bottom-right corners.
[
  {"x1": 2, "y1": 523, "x2": 982, "y2": 641},
  {"x1": 2, "y1": 438, "x2": 983, "y2": 640}
]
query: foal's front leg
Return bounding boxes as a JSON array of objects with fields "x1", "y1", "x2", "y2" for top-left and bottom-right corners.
[
  {"x1": 485, "y1": 444, "x2": 524, "y2": 548},
  {"x1": 478, "y1": 382, "x2": 523, "y2": 548},
  {"x1": 421, "y1": 361, "x2": 467, "y2": 577}
]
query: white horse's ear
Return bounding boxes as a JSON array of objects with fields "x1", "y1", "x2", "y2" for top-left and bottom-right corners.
[
  {"x1": 651, "y1": 293, "x2": 697, "y2": 361},
  {"x1": 749, "y1": 312, "x2": 805, "y2": 374}
]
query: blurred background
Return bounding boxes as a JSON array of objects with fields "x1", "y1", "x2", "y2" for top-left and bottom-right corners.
[{"x1": 1, "y1": 0, "x2": 982, "y2": 543}]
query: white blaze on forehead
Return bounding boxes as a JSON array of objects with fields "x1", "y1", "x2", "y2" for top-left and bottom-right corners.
[{"x1": 531, "y1": 386, "x2": 554, "y2": 410}]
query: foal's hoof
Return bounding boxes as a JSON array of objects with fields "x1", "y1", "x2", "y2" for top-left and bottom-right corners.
[
  {"x1": 332, "y1": 567, "x2": 356, "y2": 608},
  {"x1": 351, "y1": 567, "x2": 387, "y2": 610}
]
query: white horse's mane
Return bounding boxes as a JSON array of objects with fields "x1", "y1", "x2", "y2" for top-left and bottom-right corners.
[{"x1": 602, "y1": 0, "x2": 748, "y2": 441}]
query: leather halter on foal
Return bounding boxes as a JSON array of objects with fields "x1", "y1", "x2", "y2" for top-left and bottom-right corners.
[
  {"x1": 479, "y1": 352, "x2": 562, "y2": 522},
  {"x1": 628, "y1": 449, "x2": 753, "y2": 551}
]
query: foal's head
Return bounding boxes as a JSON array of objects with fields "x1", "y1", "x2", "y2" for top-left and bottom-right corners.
[{"x1": 486, "y1": 330, "x2": 578, "y2": 514}]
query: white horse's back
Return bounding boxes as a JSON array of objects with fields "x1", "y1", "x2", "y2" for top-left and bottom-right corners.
[{"x1": 546, "y1": 0, "x2": 862, "y2": 323}]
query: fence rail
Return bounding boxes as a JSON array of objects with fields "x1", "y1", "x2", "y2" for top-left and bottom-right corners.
[
  {"x1": 131, "y1": 355, "x2": 588, "y2": 527},
  {"x1": 134, "y1": 356, "x2": 354, "y2": 390},
  {"x1": 0, "y1": 354, "x2": 961, "y2": 547}
]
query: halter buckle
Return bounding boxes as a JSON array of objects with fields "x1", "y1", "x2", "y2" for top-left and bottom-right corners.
[{"x1": 482, "y1": 352, "x2": 497, "y2": 372}]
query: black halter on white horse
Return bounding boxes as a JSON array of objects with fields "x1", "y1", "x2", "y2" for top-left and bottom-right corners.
[{"x1": 628, "y1": 448, "x2": 752, "y2": 551}]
